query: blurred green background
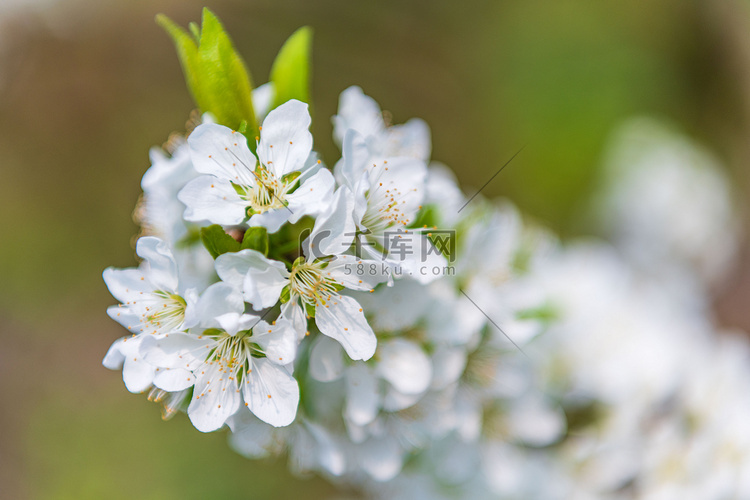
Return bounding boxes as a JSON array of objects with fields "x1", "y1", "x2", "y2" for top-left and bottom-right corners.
[{"x1": 2, "y1": 0, "x2": 750, "y2": 498}]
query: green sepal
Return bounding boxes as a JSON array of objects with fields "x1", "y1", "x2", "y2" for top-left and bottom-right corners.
[
  {"x1": 280, "y1": 170, "x2": 301, "y2": 185},
  {"x1": 241, "y1": 226, "x2": 269, "y2": 256},
  {"x1": 409, "y1": 204, "x2": 439, "y2": 230},
  {"x1": 201, "y1": 328, "x2": 224, "y2": 337},
  {"x1": 200, "y1": 224, "x2": 240, "y2": 258},
  {"x1": 292, "y1": 256, "x2": 306, "y2": 268},
  {"x1": 270, "y1": 26, "x2": 313, "y2": 110},
  {"x1": 156, "y1": 9, "x2": 259, "y2": 141},
  {"x1": 279, "y1": 285, "x2": 291, "y2": 304},
  {"x1": 248, "y1": 342, "x2": 267, "y2": 358},
  {"x1": 304, "y1": 302, "x2": 316, "y2": 318},
  {"x1": 231, "y1": 182, "x2": 249, "y2": 197}
]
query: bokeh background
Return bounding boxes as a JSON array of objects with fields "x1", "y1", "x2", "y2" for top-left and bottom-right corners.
[{"x1": 2, "y1": 0, "x2": 750, "y2": 498}]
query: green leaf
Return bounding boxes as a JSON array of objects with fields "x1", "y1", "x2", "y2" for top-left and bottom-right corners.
[
  {"x1": 188, "y1": 22, "x2": 200, "y2": 41},
  {"x1": 241, "y1": 227, "x2": 269, "y2": 256},
  {"x1": 157, "y1": 9, "x2": 258, "y2": 141},
  {"x1": 270, "y1": 26, "x2": 313, "y2": 110},
  {"x1": 155, "y1": 14, "x2": 206, "y2": 113},
  {"x1": 200, "y1": 224, "x2": 240, "y2": 259}
]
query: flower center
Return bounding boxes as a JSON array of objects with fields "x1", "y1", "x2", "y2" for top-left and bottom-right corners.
[
  {"x1": 289, "y1": 262, "x2": 339, "y2": 306},
  {"x1": 204, "y1": 330, "x2": 264, "y2": 379},
  {"x1": 235, "y1": 165, "x2": 296, "y2": 216},
  {"x1": 361, "y1": 163, "x2": 415, "y2": 233},
  {"x1": 141, "y1": 291, "x2": 187, "y2": 334}
]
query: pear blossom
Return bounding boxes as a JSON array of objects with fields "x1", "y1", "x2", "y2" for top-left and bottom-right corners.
[
  {"x1": 215, "y1": 187, "x2": 389, "y2": 361},
  {"x1": 178, "y1": 99, "x2": 334, "y2": 232}
]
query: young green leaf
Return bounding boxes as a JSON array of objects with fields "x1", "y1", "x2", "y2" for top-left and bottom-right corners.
[
  {"x1": 197, "y1": 8, "x2": 258, "y2": 135},
  {"x1": 241, "y1": 226, "x2": 269, "y2": 256},
  {"x1": 200, "y1": 224, "x2": 241, "y2": 258},
  {"x1": 270, "y1": 26, "x2": 313, "y2": 110},
  {"x1": 155, "y1": 14, "x2": 207, "y2": 112},
  {"x1": 156, "y1": 9, "x2": 259, "y2": 141}
]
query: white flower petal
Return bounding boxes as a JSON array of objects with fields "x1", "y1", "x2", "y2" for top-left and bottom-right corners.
[
  {"x1": 258, "y1": 100, "x2": 313, "y2": 177},
  {"x1": 189, "y1": 282, "x2": 245, "y2": 329},
  {"x1": 377, "y1": 339, "x2": 432, "y2": 395},
  {"x1": 333, "y1": 86, "x2": 385, "y2": 146},
  {"x1": 302, "y1": 420, "x2": 346, "y2": 476},
  {"x1": 286, "y1": 167, "x2": 335, "y2": 220},
  {"x1": 281, "y1": 300, "x2": 307, "y2": 341},
  {"x1": 253, "y1": 319, "x2": 298, "y2": 365},
  {"x1": 153, "y1": 367, "x2": 195, "y2": 391},
  {"x1": 135, "y1": 237, "x2": 179, "y2": 292},
  {"x1": 215, "y1": 249, "x2": 289, "y2": 310},
  {"x1": 106, "y1": 305, "x2": 140, "y2": 332},
  {"x1": 389, "y1": 232, "x2": 448, "y2": 285},
  {"x1": 188, "y1": 363, "x2": 241, "y2": 432},
  {"x1": 242, "y1": 358, "x2": 300, "y2": 427},
  {"x1": 315, "y1": 294, "x2": 377, "y2": 361},
  {"x1": 141, "y1": 333, "x2": 211, "y2": 371},
  {"x1": 306, "y1": 187, "x2": 356, "y2": 259},
  {"x1": 309, "y1": 335, "x2": 345, "y2": 382},
  {"x1": 359, "y1": 437, "x2": 404, "y2": 482},
  {"x1": 333, "y1": 129, "x2": 370, "y2": 190},
  {"x1": 243, "y1": 266, "x2": 288, "y2": 311},
  {"x1": 368, "y1": 155, "x2": 426, "y2": 217},
  {"x1": 326, "y1": 255, "x2": 389, "y2": 291},
  {"x1": 102, "y1": 268, "x2": 149, "y2": 304},
  {"x1": 178, "y1": 176, "x2": 247, "y2": 225},
  {"x1": 430, "y1": 346, "x2": 467, "y2": 389},
  {"x1": 122, "y1": 356, "x2": 156, "y2": 393},
  {"x1": 345, "y1": 363, "x2": 380, "y2": 426},
  {"x1": 105, "y1": 336, "x2": 155, "y2": 393},
  {"x1": 385, "y1": 118, "x2": 431, "y2": 160},
  {"x1": 247, "y1": 207, "x2": 292, "y2": 234},
  {"x1": 507, "y1": 395, "x2": 566, "y2": 447},
  {"x1": 102, "y1": 337, "x2": 127, "y2": 370},
  {"x1": 227, "y1": 410, "x2": 279, "y2": 458},
  {"x1": 382, "y1": 386, "x2": 422, "y2": 412},
  {"x1": 215, "y1": 312, "x2": 258, "y2": 337},
  {"x1": 187, "y1": 123, "x2": 257, "y2": 179},
  {"x1": 354, "y1": 278, "x2": 430, "y2": 332}
]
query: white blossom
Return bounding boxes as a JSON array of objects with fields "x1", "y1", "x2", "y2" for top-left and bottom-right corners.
[{"x1": 179, "y1": 99, "x2": 334, "y2": 232}]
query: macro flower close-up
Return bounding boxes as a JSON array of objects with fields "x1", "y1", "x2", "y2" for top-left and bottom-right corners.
[{"x1": 3, "y1": 2, "x2": 750, "y2": 499}]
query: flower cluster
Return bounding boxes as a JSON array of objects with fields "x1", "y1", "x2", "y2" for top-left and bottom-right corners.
[
  {"x1": 105, "y1": 72, "x2": 560, "y2": 480},
  {"x1": 359, "y1": 120, "x2": 750, "y2": 499},
  {"x1": 104, "y1": 11, "x2": 750, "y2": 498}
]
